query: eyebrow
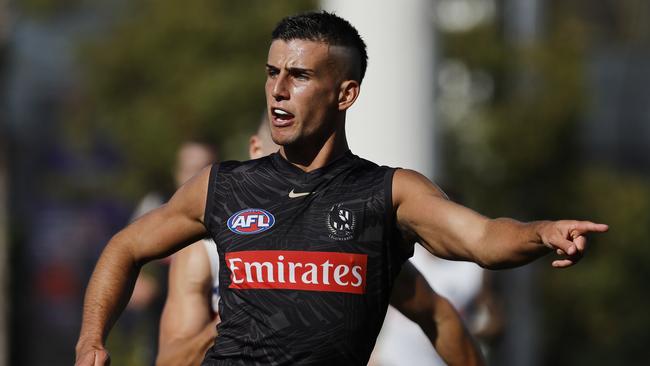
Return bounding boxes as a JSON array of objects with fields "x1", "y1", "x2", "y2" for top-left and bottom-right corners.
[{"x1": 265, "y1": 64, "x2": 315, "y2": 75}]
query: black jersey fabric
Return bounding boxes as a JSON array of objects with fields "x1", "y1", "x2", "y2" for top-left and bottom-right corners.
[{"x1": 202, "y1": 151, "x2": 412, "y2": 366}]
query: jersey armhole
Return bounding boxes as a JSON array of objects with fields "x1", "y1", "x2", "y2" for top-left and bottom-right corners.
[
  {"x1": 383, "y1": 168, "x2": 397, "y2": 241},
  {"x1": 384, "y1": 168, "x2": 414, "y2": 261},
  {"x1": 203, "y1": 163, "x2": 220, "y2": 233}
]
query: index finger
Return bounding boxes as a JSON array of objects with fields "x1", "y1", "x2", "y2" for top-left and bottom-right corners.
[
  {"x1": 573, "y1": 221, "x2": 609, "y2": 235},
  {"x1": 552, "y1": 258, "x2": 576, "y2": 268}
]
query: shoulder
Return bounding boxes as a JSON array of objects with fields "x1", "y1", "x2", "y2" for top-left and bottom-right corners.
[
  {"x1": 393, "y1": 168, "x2": 432, "y2": 185},
  {"x1": 163, "y1": 165, "x2": 213, "y2": 222},
  {"x1": 392, "y1": 169, "x2": 448, "y2": 206},
  {"x1": 348, "y1": 153, "x2": 385, "y2": 171},
  {"x1": 346, "y1": 153, "x2": 396, "y2": 184}
]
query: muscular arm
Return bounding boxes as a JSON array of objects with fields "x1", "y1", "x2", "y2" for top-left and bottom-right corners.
[
  {"x1": 75, "y1": 167, "x2": 211, "y2": 366},
  {"x1": 393, "y1": 169, "x2": 608, "y2": 269},
  {"x1": 156, "y1": 242, "x2": 218, "y2": 366},
  {"x1": 389, "y1": 262, "x2": 485, "y2": 366}
]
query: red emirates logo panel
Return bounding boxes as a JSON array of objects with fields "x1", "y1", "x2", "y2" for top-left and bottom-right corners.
[{"x1": 225, "y1": 250, "x2": 368, "y2": 294}]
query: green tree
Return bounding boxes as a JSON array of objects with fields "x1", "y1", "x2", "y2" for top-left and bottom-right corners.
[
  {"x1": 438, "y1": 1, "x2": 650, "y2": 365},
  {"x1": 69, "y1": 0, "x2": 315, "y2": 200},
  {"x1": 67, "y1": 3, "x2": 316, "y2": 365}
]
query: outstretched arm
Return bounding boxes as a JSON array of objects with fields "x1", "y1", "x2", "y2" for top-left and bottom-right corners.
[
  {"x1": 75, "y1": 167, "x2": 211, "y2": 366},
  {"x1": 390, "y1": 261, "x2": 485, "y2": 366},
  {"x1": 393, "y1": 169, "x2": 608, "y2": 269},
  {"x1": 156, "y1": 242, "x2": 219, "y2": 366}
]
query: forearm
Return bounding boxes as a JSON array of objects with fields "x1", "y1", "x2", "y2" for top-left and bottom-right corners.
[
  {"x1": 477, "y1": 218, "x2": 551, "y2": 269},
  {"x1": 156, "y1": 323, "x2": 217, "y2": 366},
  {"x1": 431, "y1": 296, "x2": 485, "y2": 366},
  {"x1": 76, "y1": 236, "x2": 141, "y2": 353},
  {"x1": 395, "y1": 169, "x2": 607, "y2": 269}
]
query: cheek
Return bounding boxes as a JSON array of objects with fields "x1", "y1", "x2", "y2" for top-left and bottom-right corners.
[
  {"x1": 291, "y1": 83, "x2": 309, "y2": 97},
  {"x1": 313, "y1": 89, "x2": 339, "y2": 111},
  {"x1": 265, "y1": 80, "x2": 273, "y2": 97},
  {"x1": 295, "y1": 84, "x2": 335, "y2": 106}
]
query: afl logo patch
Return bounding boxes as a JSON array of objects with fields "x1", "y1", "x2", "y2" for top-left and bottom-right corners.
[{"x1": 227, "y1": 208, "x2": 275, "y2": 235}]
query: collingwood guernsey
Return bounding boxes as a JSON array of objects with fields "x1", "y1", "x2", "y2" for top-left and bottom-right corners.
[{"x1": 202, "y1": 151, "x2": 412, "y2": 365}]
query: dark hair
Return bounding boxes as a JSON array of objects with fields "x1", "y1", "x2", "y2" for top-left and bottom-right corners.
[{"x1": 271, "y1": 11, "x2": 368, "y2": 83}]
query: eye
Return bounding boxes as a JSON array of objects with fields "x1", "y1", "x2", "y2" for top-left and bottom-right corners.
[
  {"x1": 291, "y1": 71, "x2": 310, "y2": 81},
  {"x1": 266, "y1": 67, "x2": 279, "y2": 78}
]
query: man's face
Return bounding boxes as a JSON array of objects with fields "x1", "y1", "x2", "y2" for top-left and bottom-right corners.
[
  {"x1": 174, "y1": 143, "x2": 215, "y2": 187},
  {"x1": 265, "y1": 39, "x2": 343, "y2": 147}
]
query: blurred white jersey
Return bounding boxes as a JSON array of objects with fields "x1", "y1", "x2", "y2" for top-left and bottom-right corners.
[
  {"x1": 202, "y1": 239, "x2": 220, "y2": 313},
  {"x1": 371, "y1": 246, "x2": 483, "y2": 366}
]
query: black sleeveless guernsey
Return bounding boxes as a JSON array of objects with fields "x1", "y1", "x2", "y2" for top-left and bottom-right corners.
[{"x1": 202, "y1": 151, "x2": 412, "y2": 365}]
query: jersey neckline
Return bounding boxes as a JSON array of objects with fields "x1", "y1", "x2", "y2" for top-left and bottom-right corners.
[{"x1": 269, "y1": 150, "x2": 356, "y2": 181}]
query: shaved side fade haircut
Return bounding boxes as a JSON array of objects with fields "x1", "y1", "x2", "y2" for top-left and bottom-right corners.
[{"x1": 271, "y1": 11, "x2": 368, "y2": 83}]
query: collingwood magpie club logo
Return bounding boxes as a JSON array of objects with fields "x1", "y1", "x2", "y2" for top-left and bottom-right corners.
[{"x1": 327, "y1": 204, "x2": 356, "y2": 241}]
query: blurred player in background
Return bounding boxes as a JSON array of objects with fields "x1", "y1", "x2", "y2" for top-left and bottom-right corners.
[
  {"x1": 108, "y1": 140, "x2": 218, "y2": 366},
  {"x1": 370, "y1": 250, "x2": 504, "y2": 365}
]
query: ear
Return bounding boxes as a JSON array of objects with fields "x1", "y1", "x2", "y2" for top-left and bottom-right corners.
[
  {"x1": 249, "y1": 135, "x2": 263, "y2": 159},
  {"x1": 337, "y1": 79, "x2": 360, "y2": 111}
]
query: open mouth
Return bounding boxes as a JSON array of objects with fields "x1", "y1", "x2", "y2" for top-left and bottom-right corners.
[{"x1": 271, "y1": 108, "x2": 295, "y2": 125}]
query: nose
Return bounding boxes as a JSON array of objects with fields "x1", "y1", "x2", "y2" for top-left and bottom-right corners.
[{"x1": 271, "y1": 72, "x2": 289, "y2": 101}]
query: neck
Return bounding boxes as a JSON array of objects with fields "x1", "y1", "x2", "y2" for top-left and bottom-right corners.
[{"x1": 279, "y1": 126, "x2": 349, "y2": 172}]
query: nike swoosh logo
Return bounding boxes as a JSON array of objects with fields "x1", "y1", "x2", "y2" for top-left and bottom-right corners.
[{"x1": 288, "y1": 189, "x2": 312, "y2": 198}]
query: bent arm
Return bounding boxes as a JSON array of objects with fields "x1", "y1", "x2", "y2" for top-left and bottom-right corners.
[
  {"x1": 393, "y1": 169, "x2": 608, "y2": 269},
  {"x1": 156, "y1": 242, "x2": 218, "y2": 366},
  {"x1": 75, "y1": 167, "x2": 211, "y2": 365},
  {"x1": 390, "y1": 262, "x2": 485, "y2": 366}
]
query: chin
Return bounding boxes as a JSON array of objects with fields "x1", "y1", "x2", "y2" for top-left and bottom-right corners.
[{"x1": 271, "y1": 132, "x2": 297, "y2": 147}]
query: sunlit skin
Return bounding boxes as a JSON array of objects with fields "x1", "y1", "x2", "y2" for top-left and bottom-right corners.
[{"x1": 265, "y1": 39, "x2": 359, "y2": 170}]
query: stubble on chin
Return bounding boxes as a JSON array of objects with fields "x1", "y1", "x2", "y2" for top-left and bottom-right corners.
[{"x1": 271, "y1": 129, "x2": 298, "y2": 147}]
